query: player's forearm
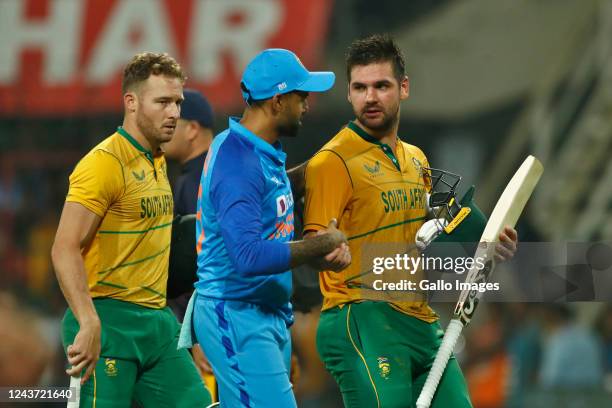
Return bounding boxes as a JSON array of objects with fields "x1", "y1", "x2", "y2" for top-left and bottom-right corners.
[
  {"x1": 51, "y1": 244, "x2": 99, "y2": 327},
  {"x1": 229, "y1": 239, "x2": 291, "y2": 276},
  {"x1": 288, "y1": 233, "x2": 340, "y2": 268},
  {"x1": 287, "y1": 161, "x2": 307, "y2": 200}
]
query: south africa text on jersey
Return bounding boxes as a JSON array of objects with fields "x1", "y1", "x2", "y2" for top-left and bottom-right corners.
[
  {"x1": 140, "y1": 194, "x2": 173, "y2": 218},
  {"x1": 381, "y1": 187, "x2": 426, "y2": 213}
]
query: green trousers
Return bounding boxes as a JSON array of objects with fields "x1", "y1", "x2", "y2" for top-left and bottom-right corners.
[
  {"x1": 62, "y1": 298, "x2": 211, "y2": 407},
  {"x1": 317, "y1": 301, "x2": 472, "y2": 408}
]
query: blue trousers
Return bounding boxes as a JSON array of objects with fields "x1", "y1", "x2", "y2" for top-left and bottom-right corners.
[{"x1": 193, "y1": 296, "x2": 296, "y2": 408}]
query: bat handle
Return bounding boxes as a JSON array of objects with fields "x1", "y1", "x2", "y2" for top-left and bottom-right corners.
[
  {"x1": 67, "y1": 375, "x2": 81, "y2": 408},
  {"x1": 416, "y1": 319, "x2": 464, "y2": 408}
]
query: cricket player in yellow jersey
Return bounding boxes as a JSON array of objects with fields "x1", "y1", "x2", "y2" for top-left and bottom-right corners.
[
  {"x1": 51, "y1": 53, "x2": 211, "y2": 407},
  {"x1": 304, "y1": 35, "x2": 518, "y2": 407}
]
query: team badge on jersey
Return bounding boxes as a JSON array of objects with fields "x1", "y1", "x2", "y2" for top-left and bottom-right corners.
[
  {"x1": 377, "y1": 357, "x2": 391, "y2": 379},
  {"x1": 412, "y1": 157, "x2": 423, "y2": 174},
  {"x1": 104, "y1": 358, "x2": 118, "y2": 377}
]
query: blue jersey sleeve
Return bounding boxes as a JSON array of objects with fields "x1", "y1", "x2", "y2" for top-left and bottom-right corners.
[{"x1": 209, "y1": 143, "x2": 291, "y2": 276}]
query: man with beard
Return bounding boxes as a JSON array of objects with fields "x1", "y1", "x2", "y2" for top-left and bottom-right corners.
[
  {"x1": 303, "y1": 35, "x2": 518, "y2": 407},
  {"x1": 190, "y1": 48, "x2": 351, "y2": 407},
  {"x1": 51, "y1": 53, "x2": 211, "y2": 406}
]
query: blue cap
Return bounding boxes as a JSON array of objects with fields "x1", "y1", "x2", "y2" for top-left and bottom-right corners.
[
  {"x1": 180, "y1": 89, "x2": 214, "y2": 128},
  {"x1": 241, "y1": 49, "x2": 335, "y2": 102}
]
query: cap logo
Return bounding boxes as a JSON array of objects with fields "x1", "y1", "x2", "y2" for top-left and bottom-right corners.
[{"x1": 277, "y1": 82, "x2": 287, "y2": 91}]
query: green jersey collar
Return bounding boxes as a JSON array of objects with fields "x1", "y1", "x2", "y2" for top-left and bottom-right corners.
[
  {"x1": 348, "y1": 121, "x2": 400, "y2": 171},
  {"x1": 348, "y1": 121, "x2": 381, "y2": 145},
  {"x1": 117, "y1": 126, "x2": 154, "y2": 164}
]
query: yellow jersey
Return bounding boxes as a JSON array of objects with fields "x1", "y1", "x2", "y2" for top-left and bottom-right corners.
[
  {"x1": 66, "y1": 127, "x2": 173, "y2": 309},
  {"x1": 304, "y1": 121, "x2": 437, "y2": 322}
]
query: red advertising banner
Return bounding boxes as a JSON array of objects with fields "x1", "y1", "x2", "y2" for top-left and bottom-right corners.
[{"x1": 0, "y1": 0, "x2": 332, "y2": 116}]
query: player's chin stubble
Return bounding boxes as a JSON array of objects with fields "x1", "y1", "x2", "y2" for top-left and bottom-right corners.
[
  {"x1": 137, "y1": 112, "x2": 168, "y2": 145},
  {"x1": 277, "y1": 119, "x2": 302, "y2": 138},
  {"x1": 357, "y1": 107, "x2": 398, "y2": 133}
]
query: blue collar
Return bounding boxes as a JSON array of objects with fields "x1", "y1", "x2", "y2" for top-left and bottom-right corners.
[{"x1": 229, "y1": 117, "x2": 287, "y2": 165}]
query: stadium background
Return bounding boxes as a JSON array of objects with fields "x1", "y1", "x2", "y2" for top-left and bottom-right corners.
[{"x1": 1, "y1": 0, "x2": 612, "y2": 406}]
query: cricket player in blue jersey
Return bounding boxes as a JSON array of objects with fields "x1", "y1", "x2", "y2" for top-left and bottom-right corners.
[{"x1": 192, "y1": 49, "x2": 351, "y2": 407}]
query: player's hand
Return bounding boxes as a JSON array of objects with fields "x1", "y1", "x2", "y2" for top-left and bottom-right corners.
[
  {"x1": 316, "y1": 220, "x2": 351, "y2": 271},
  {"x1": 191, "y1": 343, "x2": 213, "y2": 376},
  {"x1": 66, "y1": 319, "x2": 101, "y2": 384},
  {"x1": 320, "y1": 242, "x2": 352, "y2": 271},
  {"x1": 303, "y1": 219, "x2": 350, "y2": 271},
  {"x1": 495, "y1": 226, "x2": 518, "y2": 262},
  {"x1": 324, "y1": 218, "x2": 348, "y2": 246},
  {"x1": 415, "y1": 218, "x2": 448, "y2": 251}
]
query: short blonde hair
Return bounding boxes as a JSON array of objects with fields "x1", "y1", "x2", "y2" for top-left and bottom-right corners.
[{"x1": 122, "y1": 52, "x2": 186, "y2": 93}]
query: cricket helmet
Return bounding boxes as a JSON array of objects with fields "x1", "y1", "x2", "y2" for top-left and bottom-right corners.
[{"x1": 422, "y1": 166, "x2": 488, "y2": 247}]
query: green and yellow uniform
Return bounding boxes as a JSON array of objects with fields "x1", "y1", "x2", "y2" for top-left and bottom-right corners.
[
  {"x1": 304, "y1": 121, "x2": 434, "y2": 320},
  {"x1": 304, "y1": 122, "x2": 471, "y2": 408},
  {"x1": 61, "y1": 127, "x2": 211, "y2": 407},
  {"x1": 66, "y1": 127, "x2": 173, "y2": 306}
]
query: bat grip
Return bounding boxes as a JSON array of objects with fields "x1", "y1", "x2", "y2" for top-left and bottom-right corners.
[
  {"x1": 415, "y1": 319, "x2": 464, "y2": 408},
  {"x1": 67, "y1": 376, "x2": 81, "y2": 408}
]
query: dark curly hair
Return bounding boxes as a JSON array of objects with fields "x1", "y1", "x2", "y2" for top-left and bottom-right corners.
[
  {"x1": 122, "y1": 52, "x2": 186, "y2": 93},
  {"x1": 346, "y1": 34, "x2": 406, "y2": 82}
]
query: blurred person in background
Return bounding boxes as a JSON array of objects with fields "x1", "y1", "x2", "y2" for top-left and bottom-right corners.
[
  {"x1": 163, "y1": 88, "x2": 214, "y2": 308},
  {"x1": 187, "y1": 48, "x2": 350, "y2": 407},
  {"x1": 539, "y1": 304, "x2": 603, "y2": 389},
  {"x1": 303, "y1": 34, "x2": 518, "y2": 408},
  {"x1": 0, "y1": 291, "x2": 52, "y2": 386},
  {"x1": 291, "y1": 307, "x2": 343, "y2": 407},
  {"x1": 504, "y1": 303, "x2": 541, "y2": 408},
  {"x1": 163, "y1": 88, "x2": 217, "y2": 398},
  {"x1": 25, "y1": 208, "x2": 59, "y2": 299},
  {"x1": 163, "y1": 88, "x2": 214, "y2": 217},
  {"x1": 463, "y1": 304, "x2": 510, "y2": 408},
  {"x1": 51, "y1": 52, "x2": 211, "y2": 406}
]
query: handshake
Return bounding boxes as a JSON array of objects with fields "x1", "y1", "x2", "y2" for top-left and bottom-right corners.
[{"x1": 293, "y1": 219, "x2": 352, "y2": 272}]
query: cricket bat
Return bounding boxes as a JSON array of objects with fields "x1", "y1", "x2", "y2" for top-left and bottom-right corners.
[{"x1": 415, "y1": 155, "x2": 543, "y2": 408}]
